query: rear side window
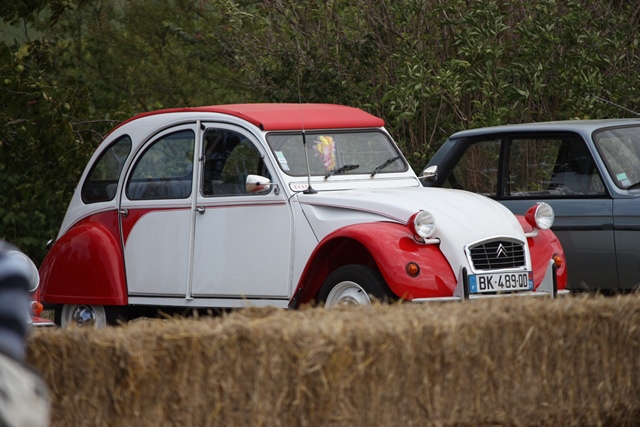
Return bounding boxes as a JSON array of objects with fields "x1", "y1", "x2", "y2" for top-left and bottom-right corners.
[
  {"x1": 508, "y1": 137, "x2": 605, "y2": 197},
  {"x1": 81, "y1": 136, "x2": 132, "y2": 204},
  {"x1": 126, "y1": 130, "x2": 195, "y2": 200}
]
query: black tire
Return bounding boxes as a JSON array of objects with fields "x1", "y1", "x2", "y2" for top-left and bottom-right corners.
[{"x1": 318, "y1": 264, "x2": 395, "y2": 307}]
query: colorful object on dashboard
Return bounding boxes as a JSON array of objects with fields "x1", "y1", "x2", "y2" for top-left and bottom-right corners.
[{"x1": 314, "y1": 135, "x2": 336, "y2": 170}]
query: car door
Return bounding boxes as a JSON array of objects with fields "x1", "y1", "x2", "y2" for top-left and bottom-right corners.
[
  {"x1": 120, "y1": 126, "x2": 197, "y2": 297},
  {"x1": 500, "y1": 133, "x2": 616, "y2": 291},
  {"x1": 594, "y1": 126, "x2": 640, "y2": 290},
  {"x1": 613, "y1": 198, "x2": 640, "y2": 290},
  {"x1": 190, "y1": 124, "x2": 292, "y2": 301}
]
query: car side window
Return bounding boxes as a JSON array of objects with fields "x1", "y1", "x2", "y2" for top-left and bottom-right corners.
[
  {"x1": 81, "y1": 136, "x2": 132, "y2": 204},
  {"x1": 443, "y1": 138, "x2": 500, "y2": 196},
  {"x1": 126, "y1": 130, "x2": 194, "y2": 200},
  {"x1": 201, "y1": 129, "x2": 271, "y2": 197},
  {"x1": 507, "y1": 137, "x2": 605, "y2": 197}
]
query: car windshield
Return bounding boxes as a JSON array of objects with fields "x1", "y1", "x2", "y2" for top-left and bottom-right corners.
[
  {"x1": 594, "y1": 125, "x2": 640, "y2": 189},
  {"x1": 266, "y1": 131, "x2": 407, "y2": 177}
]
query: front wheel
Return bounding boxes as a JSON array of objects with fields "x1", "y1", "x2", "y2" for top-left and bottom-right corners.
[
  {"x1": 55, "y1": 304, "x2": 117, "y2": 328},
  {"x1": 318, "y1": 264, "x2": 395, "y2": 307}
]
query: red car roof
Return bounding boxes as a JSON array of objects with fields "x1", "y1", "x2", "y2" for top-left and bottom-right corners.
[{"x1": 120, "y1": 103, "x2": 385, "y2": 131}]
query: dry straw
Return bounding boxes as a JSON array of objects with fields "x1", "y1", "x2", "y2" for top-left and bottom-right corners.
[{"x1": 27, "y1": 294, "x2": 640, "y2": 426}]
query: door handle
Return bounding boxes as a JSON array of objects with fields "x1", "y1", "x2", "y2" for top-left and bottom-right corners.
[
  {"x1": 195, "y1": 206, "x2": 206, "y2": 214},
  {"x1": 118, "y1": 208, "x2": 129, "y2": 217}
]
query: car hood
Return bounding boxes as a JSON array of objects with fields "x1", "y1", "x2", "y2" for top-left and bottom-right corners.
[{"x1": 298, "y1": 187, "x2": 530, "y2": 277}]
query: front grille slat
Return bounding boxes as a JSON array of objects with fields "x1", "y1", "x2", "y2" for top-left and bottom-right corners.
[{"x1": 468, "y1": 240, "x2": 525, "y2": 270}]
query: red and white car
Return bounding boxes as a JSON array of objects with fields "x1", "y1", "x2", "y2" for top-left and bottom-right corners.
[{"x1": 39, "y1": 104, "x2": 568, "y2": 327}]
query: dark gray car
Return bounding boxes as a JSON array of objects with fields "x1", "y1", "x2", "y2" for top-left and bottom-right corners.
[{"x1": 422, "y1": 119, "x2": 640, "y2": 292}]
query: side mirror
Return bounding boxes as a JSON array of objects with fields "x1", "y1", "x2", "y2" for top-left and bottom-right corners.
[
  {"x1": 246, "y1": 174, "x2": 272, "y2": 194},
  {"x1": 420, "y1": 165, "x2": 438, "y2": 183}
]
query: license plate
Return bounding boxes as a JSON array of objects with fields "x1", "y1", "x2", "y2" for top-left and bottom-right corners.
[{"x1": 469, "y1": 272, "x2": 533, "y2": 294}]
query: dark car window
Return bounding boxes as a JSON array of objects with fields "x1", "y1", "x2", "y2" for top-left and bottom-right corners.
[
  {"x1": 81, "y1": 136, "x2": 132, "y2": 204},
  {"x1": 126, "y1": 130, "x2": 194, "y2": 200},
  {"x1": 507, "y1": 137, "x2": 605, "y2": 197},
  {"x1": 201, "y1": 129, "x2": 271, "y2": 196},
  {"x1": 442, "y1": 138, "x2": 500, "y2": 196}
]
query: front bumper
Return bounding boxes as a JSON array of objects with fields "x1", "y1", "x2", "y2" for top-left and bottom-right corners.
[
  {"x1": 412, "y1": 259, "x2": 569, "y2": 303},
  {"x1": 29, "y1": 316, "x2": 56, "y2": 328}
]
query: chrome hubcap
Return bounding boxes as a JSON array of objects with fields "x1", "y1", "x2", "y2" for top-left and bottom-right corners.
[
  {"x1": 72, "y1": 305, "x2": 97, "y2": 326},
  {"x1": 326, "y1": 281, "x2": 371, "y2": 307}
]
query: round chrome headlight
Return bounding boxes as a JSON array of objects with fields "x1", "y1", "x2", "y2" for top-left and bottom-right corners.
[
  {"x1": 526, "y1": 202, "x2": 554, "y2": 230},
  {"x1": 411, "y1": 211, "x2": 436, "y2": 238}
]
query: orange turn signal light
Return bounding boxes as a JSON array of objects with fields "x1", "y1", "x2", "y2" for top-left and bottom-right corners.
[
  {"x1": 31, "y1": 301, "x2": 44, "y2": 317},
  {"x1": 552, "y1": 254, "x2": 563, "y2": 268},
  {"x1": 406, "y1": 262, "x2": 420, "y2": 277}
]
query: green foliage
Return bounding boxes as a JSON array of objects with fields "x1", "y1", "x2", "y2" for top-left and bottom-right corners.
[
  {"x1": 0, "y1": 0, "x2": 253, "y2": 262},
  {"x1": 4, "y1": 0, "x2": 640, "y2": 263},
  {"x1": 207, "y1": 0, "x2": 640, "y2": 171},
  {"x1": 46, "y1": 0, "x2": 252, "y2": 113},
  {"x1": 0, "y1": 0, "x2": 72, "y2": 25},
  {"x1": 0, "y1": 39, "x2": 102, "y2": 262}
]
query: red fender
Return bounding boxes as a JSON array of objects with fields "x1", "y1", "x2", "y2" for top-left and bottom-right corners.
[
  {"x1": 39, "y1": 212, "x2": 127, "y2": 305},
  {"x1": 292, "y1": 222, "x2": 456, "y2": 305},
  {"x1": 517, "y1": 215, "x2": 567, "y2": 290}
]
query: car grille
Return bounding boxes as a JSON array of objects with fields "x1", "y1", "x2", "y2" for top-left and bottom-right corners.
[{"x1": 468, "y1": 240, "x2": 526, "y2": 271}]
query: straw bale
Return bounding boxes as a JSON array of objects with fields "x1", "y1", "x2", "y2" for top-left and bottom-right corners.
[{"x1": 26, "y1": 294, "x2": 640, "y2": 426}]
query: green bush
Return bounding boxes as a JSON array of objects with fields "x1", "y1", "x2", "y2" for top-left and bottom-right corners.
[
  {"x1": 4, "y1": 0, "x2": 640, "y2": 262},
  {"x1": 208, "y1": 0, "x2": 640, "y2": 169},
  {"x1": 0, "y1": 40, "x2": 103, "y2": 263}
]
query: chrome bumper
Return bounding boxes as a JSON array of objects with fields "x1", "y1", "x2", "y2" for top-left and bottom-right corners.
[{"x1": 412, "y1": 259, "x2": 569, "y2": 303}]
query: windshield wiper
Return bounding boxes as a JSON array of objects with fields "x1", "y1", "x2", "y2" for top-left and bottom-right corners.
[
  {"x1": 370, "y1": 156, "x2": 401, "y2": 177},
  {"x1": 324, "y1": 164, "x2": 359, "y2": 179}
]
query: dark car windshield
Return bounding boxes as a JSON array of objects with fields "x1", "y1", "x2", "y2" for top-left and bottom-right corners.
[
  {"x1": 594, "y1": 125, "x2": 640, "y2": 189},
  {"x1": 266, "y1": 131, "x2": 407, "y2": 177}
]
